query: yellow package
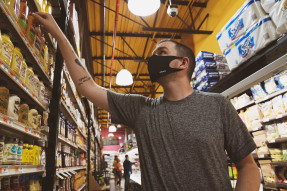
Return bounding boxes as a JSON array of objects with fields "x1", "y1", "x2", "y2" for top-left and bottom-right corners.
[
  {"x1": 19, "y1": 59, "x2": 27, "y2": 82},
  {"x1": 11, "y1": 46, "x2": 23, "y2": 76}
]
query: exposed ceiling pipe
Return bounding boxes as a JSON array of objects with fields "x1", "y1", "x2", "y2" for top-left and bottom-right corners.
[{"x1": 102, "y1": 0, "x2": 106, "y2": 87}]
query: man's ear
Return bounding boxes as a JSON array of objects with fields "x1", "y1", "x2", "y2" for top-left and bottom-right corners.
[{"x1": 178, "y1": 57, "x2": 189, "y2": 69}]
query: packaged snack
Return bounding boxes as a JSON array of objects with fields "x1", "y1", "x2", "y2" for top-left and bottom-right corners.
[
  {"x1": 0, "y1": 87, "x2": 9, "y2": 114},
  {"x1": 260, "y1": 101, "x2": 274, "y2": 118},
  {"x1": 237, "y1": 93, "x2": 252, "y2": 107},
  {"x1": 250, "y1": 84, "x2": 268, "y2": 100},
  {"x1": 195, "y1": 60, "x2": 217, "y2": 77},
  {"x1": 253, "y1": 130, "x2": 267, "y2": 147},
  {"x1": 246, "y1": 105, "x2": 263, "y2": 127},
  {"x1": 277, "y1": 121, "x2": 287, "y2": 138},
  {"x1": 265, "y1": 124, "x2": 279, "y2": 140},
  {"x1": 7, "y1": 95, "x2": 20, "y2": 120},
  {"x1": 18, "y1": 103, "x2": 29, "y2": 124},
  {"x1": 214, "y1": 54, "x2": 227, "y2": 62},
  {"x1": 271, "y1": 95, "x2": 285, "y2": 115},
  {"x1": 196, "y1": 51, "x2": 214, "y2": 62},
  {"x1": 264, "y1": 77, "x2": 282, "y2": 94},
  {"x1": 259, "y1": 160, "x2": 277, "y2": 185}
]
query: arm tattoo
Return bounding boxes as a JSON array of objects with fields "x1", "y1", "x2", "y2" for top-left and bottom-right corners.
[
  {"x1": 75, "y1": 58, "x2": 86, "y2": 71},
  {"x1": 78, "y1": 75, "x2": 91, "y2": 86}
]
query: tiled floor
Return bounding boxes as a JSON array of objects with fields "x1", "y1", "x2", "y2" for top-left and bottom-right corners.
[{"x1": 106, "y1": 178, "x2": 125, "y2": 191}]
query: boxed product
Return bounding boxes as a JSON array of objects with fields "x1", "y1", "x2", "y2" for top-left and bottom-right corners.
[
  {"x1": 264, "y1": 77, "x2": 283, "y2": 94},
  {"x1": 253, "y1": 130, "x2": 267, "y2": 147},
  {"x1": 257, "y1": 145, "x2": 270, "y2": 155},
  {"x1": 260, "y1": 101, "x2": 274, "y2": 118},
  {"x1": 195, "y1": 80, "x2": 218, "y2": 91},
  {"x1": 261, "y1": 0, "x2": 287, "y2": 34},
  {"x1": 271, "y1": 95, "x2": 285, "y2": 115},
  {"x1": 225, "y1": 16, "x2": 279, "y2": 70},
  {"x1": 246, "y1": 105, "x2": 264, "y2": 127},
  {"x1": 231, "y1": 93, "x2": 253, "y2": 109},
  {"x1": 216, "y1": 0, "x2": 266, "y2": 53},
  {"x1": 195, "y1": 59, "x2": 217, "y2": 77},
  {"x1": 259, "y1": 160, "x2": 277, "y2": 185},
  {"x1": 265, "y1": 124, "x2": 279, "y2": 140},
  {"x1": 251, "y1": 84, "x2": 268, "y2": 100},
  {"x1": 196, "y1": 70, "x2": 229, "y2": 85},
  {"x1": 277, "y1": 121, "x2": 287, "y2": 138}
]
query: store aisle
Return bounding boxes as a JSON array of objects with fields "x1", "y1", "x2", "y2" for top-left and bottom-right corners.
[{"x1": 108, "y1": 178, "x2": 125, "y2": 191}]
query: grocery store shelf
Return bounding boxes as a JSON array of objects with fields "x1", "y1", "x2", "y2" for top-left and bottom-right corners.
[
  {"x1": 262, "y1": 113, "x2": 287, "y2": 123},
  {"x1": 248, "y1": 125, "x2": 262, "y2": 133},
  {"x1": 78, "y1": 145, "x2": 87, "y2": 153},
  {"x1": 63, "y1": 69, "x2": 87, "y2": 124},
  {"x1": 56, "y1": 166, "x2": 86, "y2": 173},
  {"x1": 252, "y1": 153, "x2": 270, "y2": 160},
  {"x1": 58, "y1": 135, "x2": 78, "y2": 149},
  {"x1": 267, "y1": 137, "x2": 287, "y2": 144},
  {"x1": 277, "y1": 182, "x2": 287, "y2": 189},
  {"x1": 235, "y1": 100, "x2": 255, "y2": 111},
  {"x1": 209, "y1": 34, "x2": 287, "y2": 96},
  {"x1": 0, "y1": 1, "x2": 52, "y2": 86},
  {"x1": 77, "y1": 183, "x2": 87, "y2": 191},
  {"x1": 264, "y1": 184, "x2": 278, "y2": 190},
  {"x1": 0, "y1": 111, "x2": 47, "y2": 141},
  {"x1": 0, "y1": 165, "x2": 44, "y2": 177},
  {"x1": 256, "y1": 88, "x2": 287, "y2": 104},
  {"x1": 0, "y1": 60, "x2": 47, "y2": 112},
  {"x1": 271, "y1": 161, "x2": 287, "y2": 166},
  {"x1": 30, "y1": 0, "x2": 57, "y2": 51},
  {"x1": 61, "y1": 99, "x2": 78, "y2": 126}
]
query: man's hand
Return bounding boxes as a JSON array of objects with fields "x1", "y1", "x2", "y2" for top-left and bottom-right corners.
[{"x1": 32, "y1": 12, "x2": 61, "y2": 38}]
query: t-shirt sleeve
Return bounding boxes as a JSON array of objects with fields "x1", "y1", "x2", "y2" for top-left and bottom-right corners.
[
  {"x1": 221, "y1": 96, "x2": 257, "y2": 163},
  {"x1": 107, "y1": 90, "x2": 146, "y2": 126}
]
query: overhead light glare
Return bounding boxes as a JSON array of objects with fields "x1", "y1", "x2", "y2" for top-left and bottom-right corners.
[
  {"x1": 116, "y1": 69, "x2": 133, "y2": 86},
  {"x1": 128, "y1": 0, "x2": 161, "y2": 17},
  {"x1": 109, "y1": 125, "x2": 117, "y2": 132}
]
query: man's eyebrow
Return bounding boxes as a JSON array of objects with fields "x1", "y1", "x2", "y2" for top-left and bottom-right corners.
[{"x1": 152, "y1": 47, "x2": 168, "y2": 54}]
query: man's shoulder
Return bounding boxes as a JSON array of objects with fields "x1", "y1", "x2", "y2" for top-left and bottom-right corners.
[{"x1": 195, "y1": 91, "x2": 225, "y2": 102}]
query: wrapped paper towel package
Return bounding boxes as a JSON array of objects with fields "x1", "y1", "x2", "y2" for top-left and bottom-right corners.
[
  {"x1": 225, "y1": 17, "x2": 279, "y2": 70},
  {"x1": 216, "y1": 0, "x2": 266, "y2": 53},
  {"x1": 270, "y1": 1, "x2": 287, "y2": 34},
  {"x1": 261, "y1": 0, "x2": 279, "y2": 13}
]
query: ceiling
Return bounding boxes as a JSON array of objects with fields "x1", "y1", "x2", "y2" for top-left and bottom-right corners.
[{"x1": 86, "y1": 0, "x2": 212, "y2": 127}]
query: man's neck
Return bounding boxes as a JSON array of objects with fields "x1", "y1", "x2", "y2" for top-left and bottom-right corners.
[{"x1": 162, "y1": 79, "x2": 194, "y2": 101}]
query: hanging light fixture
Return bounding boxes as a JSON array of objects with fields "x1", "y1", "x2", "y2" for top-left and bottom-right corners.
[
  {"x1": 116, "y1": 69, "x2": 133, "y2": 86},
  {"x1": 128, "y1": 0, "x2": 161, "y2": 17},
  {"x1": 109, "y1": 124, "x2": 117, "y2": 132},
  {"x1": 108, "y1": 133, "x2": 114, "y2": 137}
]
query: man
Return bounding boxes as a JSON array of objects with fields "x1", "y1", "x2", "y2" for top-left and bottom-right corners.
[
  {"x1": 123, "y1": 155, "x2": 135, "y2": 191},
  {"x1": 33, "y1": 12, "x2": 260, "y2": 191},
  {"x1": 113, "y1": 156, "x2": 119, "y2": 186}
]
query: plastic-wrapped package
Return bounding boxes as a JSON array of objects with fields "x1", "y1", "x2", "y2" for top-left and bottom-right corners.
[
  {"x1": 277, "y1": 121, "x2": 287, "y2": 138},
  {"x1": 257, "y1": 146, "x2": 270, "y2": 155},
  {"x1": 271, "y1": 95, "x2": 285, "y2": 115},
  {"x1": 239, "y1": 110, "x2": 249, "y2": 128},
  {"x1": 264, "y1": 77, "x2": 282, "y2": 94},
  {"x1": 265, "y1": 124, "x2": 279, "y2": 140},
  {"x1": 247, "y1": 105, "x2": 264, "y2": 127},
  {"x1": 216, "y1": 0, "x2": 266, "y2": 53},
  {"x1": 195, "y1": 51, "x2": 214, "y2": 62},
  {"x1": 196, "y1": 70, "x2": 229, "y2": 85},
  {"x1": 195, "y1": 60, "x2": 217, "y2": 77},
  {"x1": 260, "y1": 101, "x2": 274, "y2": 118},
  {"x1": 261, "y1": 0, "x2": 287, "y2": 34},
  {"x1": 275, "y1": 70, "x2": 287, "y2": 88},
  {"x1": 253, "y1": 130, "x2": 267, "y2": 147},
  {"x1": 196, "y1": 80, "x2": 218, "y2": 91},
  {"x1": 251, "y1": 84, "x2": 268, "y2": 100},
  {"x1": 216, "y1": 62, "x2": 230, "y2": 72},
  {"x1": 214, "y1": 53, "x2": 227, "y2": 62},
  {"x1": 225, "y1": 16, "x2": 279, "y2": 70},
  {"x1": 237, "y1": 93, "x2": 252, "y2": 106}
]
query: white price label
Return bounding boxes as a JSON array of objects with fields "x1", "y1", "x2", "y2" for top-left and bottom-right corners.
[
  {"x1": 2, "y1": 166, "x2": 8, "y2": 174},
  {"x1": 264, "y1": 118, "x2": 270, "y2": 122},
  {"x1": 259, "y1": 154, "x2": 264, "y2": 158},
  {"x1": 269, "y1": 139, "x2": 276, "y2": 143},
  {"x1": 277, "y1": 114, "x2": 283, "y2": 119}
]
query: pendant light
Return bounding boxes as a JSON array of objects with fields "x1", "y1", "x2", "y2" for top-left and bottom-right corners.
[
  {"x1": 108, "y1": 133, "x2": 114, "y2": 137},
  {"x1": 128, "y1": 0, "x2": 161, "y2": 16},
  {"x1": 116, "y1": 69, "x2": 133, "y2": 86},
  {"x1": 109, "y1": 124, "x2": 117, "y2": 132}
]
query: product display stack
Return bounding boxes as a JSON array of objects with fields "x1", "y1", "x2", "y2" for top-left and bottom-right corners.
[{"x1": 193, "y1": 51, "x2": 230, "y2": 91}]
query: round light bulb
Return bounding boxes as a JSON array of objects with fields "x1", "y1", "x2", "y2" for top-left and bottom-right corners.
[
  {"x1": 128, "y1": 0, "x2": 161, "y2": 17},
  {"x1": 109, "y1": 125, "x2": 117, "y2": 132},
  {"x1": 116, "y1": 69, "x2": 133, "y2": 86}
]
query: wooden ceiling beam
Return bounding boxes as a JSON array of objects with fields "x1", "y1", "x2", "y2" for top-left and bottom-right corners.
[
  {"x1": 94, "y1": 73, "x2": 149, "y2": 77},
  {"x1": 142, "y1": 27, "x2": 213, "y2": 34},
  {"x1": 161, "y1": 0, "x2": 207, "y2": 7},
  {"x1": 89, "y1": 32, "x2": 181, "y2": 39}
]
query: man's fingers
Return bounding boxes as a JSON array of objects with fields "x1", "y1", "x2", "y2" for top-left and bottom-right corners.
[
  {"x1": 34, "y1": 12, "x2": 48, "y2": 18},
  {"x1": 32, "y1": 12, "x2": 47, "y2": 24}
]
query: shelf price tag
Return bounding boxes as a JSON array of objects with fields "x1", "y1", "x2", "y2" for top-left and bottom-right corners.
[
  {"x1": 277, "y1": 114, "x2": 284, "y2": 119},
  {"x1": 37, "y1": 165, "x2": 41, "y2": 170},
  {"x1": 2, "y1": 166, "x2": 8, "y2": 174},
  {"x1": 269, "y1": 139, "x2": 276, "y2": 143},
  {"x1": 259, "y1": 154, "x2": 264, "y2": 158}
]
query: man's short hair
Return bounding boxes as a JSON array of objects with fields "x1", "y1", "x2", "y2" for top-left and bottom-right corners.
[
  {"x1": 157, "y1": 39, "x2": 195, "y2": 81},
  {"x1": 125, "y1": 155, "x2": 128, "y2": 158}
]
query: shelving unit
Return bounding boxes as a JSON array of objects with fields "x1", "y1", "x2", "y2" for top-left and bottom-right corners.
[
  {"x1": 56, "y1": 166, "x2": 86, "y2": 173},
  {"x1": 0, "y1": 1, "x2": 52, "y2": 86},
  {"x1": 0, "y1": 165, "x2": 45, "y2": 177},
  {"x1": 235, "y1": 100, "x2": 255, "y2": 111},
  {"x1": 77, "y1": 183, "x2": 87, "y2": 191}
]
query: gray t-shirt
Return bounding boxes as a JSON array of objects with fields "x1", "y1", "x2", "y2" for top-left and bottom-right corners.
[{"x1": 107, "y1": 90, "x2": 256, "y2": 191}]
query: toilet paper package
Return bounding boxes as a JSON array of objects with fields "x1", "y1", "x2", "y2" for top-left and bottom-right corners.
[
  {"x1": 195, "y1": 80, "x2": 218, "y2": 91},
  {"x1": 196, "y1": 70, "x2": 230, "y2": 86},
  {"x1": 195, "y1": 60, "x2": 230, "y2": 77},
  {"x1": 261, "y1": 0, "x2": 281, "y2": 13},
  {"x1": 216, "y1": 0, "x2": 266, "y2": 53},
  {"x1": 196, "y1": 51, "x2": 214, "y2": 62},
  {"x1": 269, "y1": 0, "x2": 287, "y2": 34},
  {"x1": 225, "y1": 16, "x2": 278, "y2": 70}
]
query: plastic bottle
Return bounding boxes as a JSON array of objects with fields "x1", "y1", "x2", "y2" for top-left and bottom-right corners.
[
  {"x1": 5, "y1": 0, "x2": 20, "y2": 21},
  {"x1": 12, "y1": 176, "x2": 23, "y2": 191},
  {"x1": 26, "y1": 12, "x2": 36, "y2": 46},
  {"x1": 25, "y1": 67, "x2": 34, "y2": 91},
  {"x1": 0, "y1": 135, "x2": 5, "y2": 164},
  {"x1": 0, "y1": 31, "x2": 14, "y2": 66},
  {"x1": 45, "y1": 1, "x2": 52, "y2": 14},
  {"x1": 21, "y1": 144, "x2": 28, "y2": 164},
  {"x1": 19, "y1": 59, "x2": 27, "y2": 82},
  {"x1": 11, "y1": 44, "x2": 23, "y2": 76},
  {"x1": 17, "y1": 139, "x2": 23, "y2": 164},
  {"x1": 3, "y1": 137, "x2": 18, "y2": 165},
  {"x1": 2, "y1": 177, "x2": 12, "y2": 191},
  {"x1": 18, "y1": 103, "x2": 29, "y2": 124},
  {"x1": 18, "y1": 0, "x2": 29, "y2": 33}
]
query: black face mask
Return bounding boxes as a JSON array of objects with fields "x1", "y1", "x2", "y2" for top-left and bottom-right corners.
[{"x1": 148, "y1": 55, "x2": 183, "y2": 82}]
